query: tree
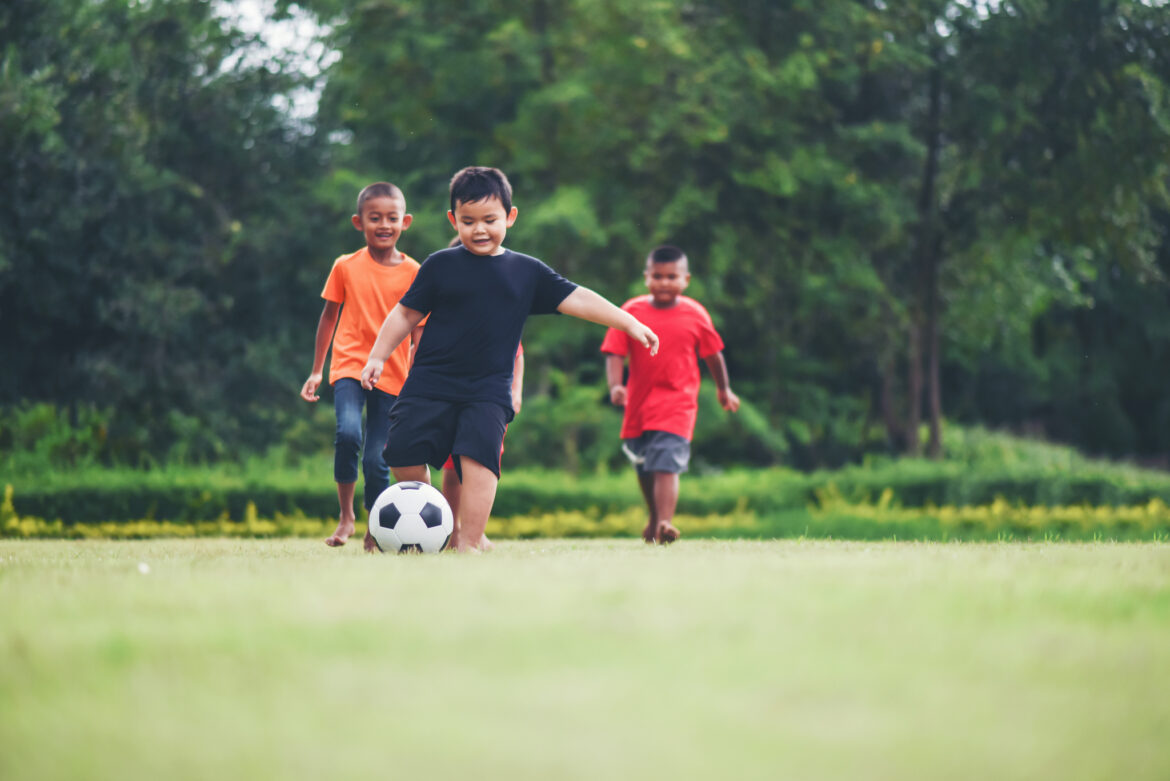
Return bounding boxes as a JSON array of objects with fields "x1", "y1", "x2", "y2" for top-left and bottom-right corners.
[{"x1": 0, "y1": 0, "x2": 327, "y2": 460}]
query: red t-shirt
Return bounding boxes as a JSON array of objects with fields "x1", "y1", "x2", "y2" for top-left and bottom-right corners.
[{"x1": 600, "y1": 295, "x2": 724, "y2": 440}]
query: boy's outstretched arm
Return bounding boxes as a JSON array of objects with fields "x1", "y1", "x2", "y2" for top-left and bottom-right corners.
[
  {"x1": 301, "y1": 301, "x2": 341, "y2": 402},
  {"x1": 702, "y1": 351, "x2": 741, "y2": 412},
  {"x1": 558, "y1": 287, "x2": 659, "y2": 355},
  {"x1": 361, "y1": 303, "x2": 426, "y2": 389}
]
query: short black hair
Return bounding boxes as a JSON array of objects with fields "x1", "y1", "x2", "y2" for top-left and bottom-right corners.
[
  {"x1": 647, "y1": 245, "x2": 687, "y2": 266},
  {"x1": 449, "y1": 166, "x2": 513, "y2": 214},
  {"x1": 356, "y1": 182, "x2": 405, "y2": 215}
]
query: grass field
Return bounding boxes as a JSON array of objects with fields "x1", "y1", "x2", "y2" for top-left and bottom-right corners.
[{"x1": 2, "y1": 539, "x2": 1168, "y2": 781}]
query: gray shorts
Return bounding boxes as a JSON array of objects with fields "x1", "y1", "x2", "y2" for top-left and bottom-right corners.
[{"x1": 621, "y1": 430, "x2": 691, "y2": 475}]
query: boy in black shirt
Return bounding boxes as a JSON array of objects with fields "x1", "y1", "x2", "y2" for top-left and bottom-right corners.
[{"x1": 362, "y1": 166, "x2": 659, "y2": 552}]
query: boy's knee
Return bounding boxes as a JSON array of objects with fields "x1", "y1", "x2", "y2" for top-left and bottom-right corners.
[
  {"x1": 334, "y1": 424, "x2": 362, "y2": 452},
  {"x1": 361, "y1": 449, "x2": 388, "y2": 475}
]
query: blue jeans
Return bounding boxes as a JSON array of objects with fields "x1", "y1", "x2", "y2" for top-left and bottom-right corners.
[{"x1": 332, "y1": 378, "x2": 396, "y2": 510}]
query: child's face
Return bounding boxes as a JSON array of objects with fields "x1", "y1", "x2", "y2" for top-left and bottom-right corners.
[
  {"x1": 644, "y1": 259, "x2": 690, "y2": 307},
  {"x1": 447, "y1": 196, "x2": 517, "y2": 256},
  {"x1": 352, "y1": 196, "x2": 411, "y2": 253}
]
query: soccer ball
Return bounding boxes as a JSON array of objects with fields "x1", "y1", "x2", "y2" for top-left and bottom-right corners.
[{"x1": 368, "y1": 481, "x2": 454, "y2": 554}]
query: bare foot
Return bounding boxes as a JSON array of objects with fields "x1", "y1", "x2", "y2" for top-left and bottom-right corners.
[
  {"x1": 656, "y1": 521, "x2": 680, "y2": 545},
  {"x1": 642, "y1": 520, "x2": 658, "y2": 544},
  {"x1": 363, "y1": 530, "x2": 379, "y2": 553},
  {"x1": 478, "y1": 535, "x2": 494, "y2": 552},
  {"x1": 325, "y1": 516, "x2": 356, "y2": 547}
]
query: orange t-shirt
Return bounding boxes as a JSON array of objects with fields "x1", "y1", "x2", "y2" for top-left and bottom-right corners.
[{"x1": 321, "y1": 248, "x2": 420, "y2": 395}]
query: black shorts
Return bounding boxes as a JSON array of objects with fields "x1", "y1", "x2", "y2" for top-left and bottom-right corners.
[{"x1": 383, "y1": 395, "x2": 514, "y2": 480}]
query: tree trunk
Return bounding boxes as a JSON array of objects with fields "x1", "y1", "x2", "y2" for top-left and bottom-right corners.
[
  {"x1": 926, "y1": 234, "x2": 943, "y2": 459},
  {"x1": 909, "y1": 48, "x2": 943, "y2": 458},
  {"x1": 879, "y1": 352, "x2": 904, "y2": 451},
  {"x1": 906, "y1": 320, "x2": 923, "y2": 456}
]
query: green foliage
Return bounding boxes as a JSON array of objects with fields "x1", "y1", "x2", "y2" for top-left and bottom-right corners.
[
  {"x1": 3, "y1": 0, "x2": 1170, "y2": 468},
  {"x1": 9, "y1": 424, "x2": 1170, "y2": 541},
  {"x1": 0, "y1": 0, "x2": 330, "y2": 460}
]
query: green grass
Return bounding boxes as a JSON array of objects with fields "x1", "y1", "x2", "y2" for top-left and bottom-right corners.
[{"x1": 2, "y1": 539, "x2": 1169, "y2": 781}]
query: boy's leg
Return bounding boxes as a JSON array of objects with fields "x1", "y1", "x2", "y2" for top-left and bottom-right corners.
[
  {"x1": 636, "y1": 470, "x2": 659, "y2": 543},
  {"x1": 631, "y1": 431, "x2": 689, "y2": 545},
  {"x1": 327, "y1": 482, "x2": 358, "y2": 546},
  {"x1": 441, "y1": 465, "x2": 462, "y2": 549},
  {"x1": 453, "y1": 456, "x2": 498, "y2": 553},
  {"x1": 328, "y1": 379, "x2": 364, "y2": 546},
  {"x1": 361, "y1": 388, "x2": 396, "y2": 511},
  {"x1": 442, "y1": 461, "x2": 494, "y2": 551},
  {"x1": 446, "y1": 401, "x2": 508, "y2": 552},
  {"x1": 652, "y1": 471, "x2": 681, "y2": 544}
]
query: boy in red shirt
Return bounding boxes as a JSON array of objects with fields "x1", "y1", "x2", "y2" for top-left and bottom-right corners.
[
  {"x1": 300, "y1": 182, "x2": 424, "y2": 548},
  {"x1": 601, "y1": 245, "x2": 740, "y2": 544}
]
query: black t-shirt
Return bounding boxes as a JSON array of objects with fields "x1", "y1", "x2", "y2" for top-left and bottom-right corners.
[{"x1": 399, "y1": 246, "x2": 578, "y2": 407}]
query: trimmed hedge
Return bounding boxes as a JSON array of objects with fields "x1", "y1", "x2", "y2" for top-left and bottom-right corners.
[
  {"x1": 10, "y1": 461, "x2": 1170, "y2": 525},
  {"x1": 816, "y1": 463, "x2": 1170, "y2": 508}
]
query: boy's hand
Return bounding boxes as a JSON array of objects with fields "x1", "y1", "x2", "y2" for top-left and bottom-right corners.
[
  {"x1": 301, "y1": 373, "x2": 323, "y2": 402},
  {"x1": 609, "y1": 385, "x2": 628, "y2": 407},
  {"x1": 360, "y1": 360, "x2": 383, "y2": 390},
  {"x1": 718, "y1": 387, "x2": 741, "y2": 412},
  {"x1": 628, "y1": 322, "x2": 659, "y2": 356},
  {"x1": 512, "y1": 392, "x2": 523, "y2": 415}
]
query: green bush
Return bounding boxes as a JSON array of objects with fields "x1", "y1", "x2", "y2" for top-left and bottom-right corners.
[{"x1": 11, "y1": 459, "x2": 1170, "y2": 527}]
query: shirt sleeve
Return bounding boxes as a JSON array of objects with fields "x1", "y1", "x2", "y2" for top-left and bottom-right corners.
[
  {"x1": 399, "y1": 252, "x2": 440, "y2": 315},
  {"x1": 529, "y1": 259, "x2": 578, "y2": 315},
  {"x1": 320, "y1": 255, "x2": 349, "y2": 303},
  {"x1": 599, "y1": 325, "x2": 628, "y2": 356},
  {"x1": 694, "y1": 302, "x2": 725, "y2": 358}
]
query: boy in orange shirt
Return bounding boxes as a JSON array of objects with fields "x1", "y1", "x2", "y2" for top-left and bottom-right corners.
[
  {"x1": 601, "y1": 245, "x2": 740, "y2": 544},
  {"x1": 300, "y1": 182, "x2": 424, "y2": 547}
]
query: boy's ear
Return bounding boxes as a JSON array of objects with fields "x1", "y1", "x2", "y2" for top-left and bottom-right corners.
[
  {"x1": 401, "y1": 213, "x2": 413, "y2": 230},
  {"x1": 447, "y1": 210, "x2": 457, "y2": 229},
  {"x1": 506, "y1": 206, "x2": 518, "y2": 227},
  {"x1": 351, "y1": 214, "x2": 363, "y2": 231}
]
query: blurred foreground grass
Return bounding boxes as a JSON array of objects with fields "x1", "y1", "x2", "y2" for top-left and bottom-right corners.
[{"x1": 2, "y1": 538, "x2": 1168, "y2": 781}]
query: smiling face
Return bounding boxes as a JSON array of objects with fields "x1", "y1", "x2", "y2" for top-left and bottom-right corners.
[
  {"x1": 644, "y1": 257, "x2": 690, "y2": 307},
  {"x1": 447, "y1": 196, "x2": 517, "y2": 256},
  {"x1": 352, "y1": 195, "x2": 411, "y2": 255}
]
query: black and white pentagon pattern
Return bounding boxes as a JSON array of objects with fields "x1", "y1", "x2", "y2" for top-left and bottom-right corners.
[
  {"x1": 378, "y1": 503, "x2": 401, "y2": 530},
  {"x1": 419, "y1": 502, "x2": 444, "y2": 529},
  {"x1": 367, "y1": 481, "x2": 454, "y2": 554}
]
